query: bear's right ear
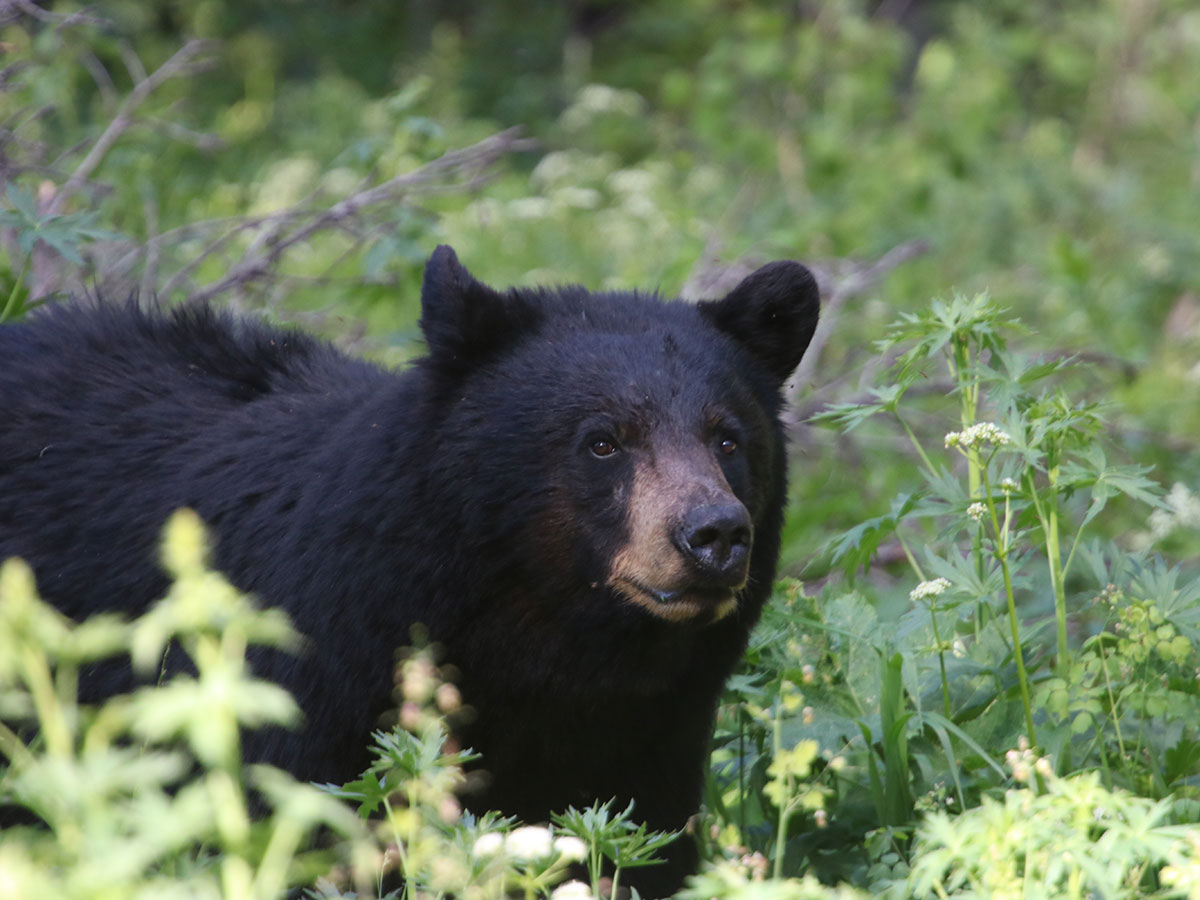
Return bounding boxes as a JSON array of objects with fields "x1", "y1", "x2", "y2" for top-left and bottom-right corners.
[
  {"x1": 419, "y1": 246, "x2": 539, "y2": 372},
  {"x1": 697, "y1": 260, "x2": 820, "y2": 386}
]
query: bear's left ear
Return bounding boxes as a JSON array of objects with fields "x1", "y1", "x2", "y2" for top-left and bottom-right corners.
[
  {"x1": 698, "y1": 260, "x2": 820, "y2": 385},
  {"x1": 419, "y1": 245, "x2": 540, "y2": 371}
]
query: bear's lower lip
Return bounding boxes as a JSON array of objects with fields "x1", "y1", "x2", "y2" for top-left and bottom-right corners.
[{"x1": 613, "y1": 578, "x2": 740, "y2": 622}]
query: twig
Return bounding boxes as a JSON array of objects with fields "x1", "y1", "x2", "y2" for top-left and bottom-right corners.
[
  {"x1": 139, "y1": 183, "x2": 159, "y2": 302},
  {"x1": 184, "y1": 127, "x2": 536, "y2": 305},
  {"x1": 1, "y1": 0, "x2": 109, "y2": 28},
  {"x1": 44, "y1": 39, "x2": 216, "y2": 216},
  {"x1": 791, "y1": 239, "x2": 929, "y2": 388}
]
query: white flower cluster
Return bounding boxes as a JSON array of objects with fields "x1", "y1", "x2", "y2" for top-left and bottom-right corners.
[
  {"x1": 472, "y1": 827, "x2": 588, "y2": 864},
  {"x1": 999, "y1": 477, "x2": 1019, "y2": 493},
  {"x1": 944, "y1": 422, "x2": 1012, "y2": 450},
  {"x1": 967, "y1": 501, "x2": 987, "y2": 521},
  {"x1": 909, "y1": 577, "x2": 951, "y2": 602},
  {"x1": 551, "y1": 882, "x2": 593, "y2": 900},
  {"x1": 1005, "y1": 738, "x2": 1052, "y2": 784},
  {"x1": 1148, "y1": 482, "x2": 1200, "y2": 540}
]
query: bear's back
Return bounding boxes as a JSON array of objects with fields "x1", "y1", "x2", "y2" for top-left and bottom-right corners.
[{"x1": 0, "y1": 300, "x2": 385, "y2": 416}]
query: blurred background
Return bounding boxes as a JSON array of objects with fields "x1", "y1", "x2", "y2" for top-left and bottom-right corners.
[
  {"x1": 4, "y1": 2, "x2": 1199, "y2": 569},
  {"x1": 4, "y1": 3, "x2": 1200, "y2": 892}
]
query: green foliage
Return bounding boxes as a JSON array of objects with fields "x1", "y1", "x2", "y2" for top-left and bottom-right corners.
[
  {"x1": 909, "y1": 753, "x2": 1192, "y2": 900},
  {"x1": 0, "y1": 510, "x2": 367, "y2": 899},
  {"x1": 553, "y1": 800, "x2": 681, "y2": 899},
  {"x1": 0, "y1": 521, "x2": 683, "y2": 900},
  {"x1": 4, "y1": 2, "x2": 1200, "y2": 897},
  {"x1": 702, "y1": 290, "x2": 1200, "y2": 895}
]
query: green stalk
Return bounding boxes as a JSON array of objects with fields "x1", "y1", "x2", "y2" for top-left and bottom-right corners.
[
  {"x1": 895, "y1": 411, "x2": 940, "y2": 480},
  {"x1": 1, "y1": 252, "x2": 29, "y2": 323},
  {"x1": 1027, "y1": 458, "x2": 1069, "y2": 672},
  {"x1": 950, "y1": 334, "x2": 981, "y2": 498},
  {"x1": 1094, "y1": 637, "x2": 1127, "y2": 761},
  {"x1": 894, "y1": 531, "x2": 926, "y2": 582},
  {"x1": 772, "y1": 702, "x2": 788, "y2": 880},
  {"x1": 927, "y1": 602, "x2": 952, "y2": 718},
  {"x1": 22, "y1": 646, "x2": 71, "y2": 758},
  {"x1": 1000, "y1": 554, "x2": 1037, "y2": 745},
  {"x1": 982, "y1": 469, "x2": 1037, "y2": 745},
  {"x1": 0, "y1": 719, "x2": 34, "y2": 769},
  {"x1": 1044, "y1": 463, "x2": 1070, "y2": 670}
]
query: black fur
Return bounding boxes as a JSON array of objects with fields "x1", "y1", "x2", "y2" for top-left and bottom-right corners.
[{"x1": 0, "y1": 247, "x2": 819, "y2": 895}]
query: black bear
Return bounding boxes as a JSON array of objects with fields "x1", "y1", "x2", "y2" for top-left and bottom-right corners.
[{"x1": 0, "y1": 246, "x2": 819, "y2": 895}]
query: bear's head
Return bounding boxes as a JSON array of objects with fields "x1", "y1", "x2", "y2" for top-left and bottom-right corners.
[{"x1": 418, "y1": 246, "x2": 818, "y2": 627}]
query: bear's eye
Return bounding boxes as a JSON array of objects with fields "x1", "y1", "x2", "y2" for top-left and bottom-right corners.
[
  {"x1": 719, "y1": 437, "x2": 738, "y2": 456},
  {"x1": 590, "y1": 438, "x2": 620, "y2": 458}
]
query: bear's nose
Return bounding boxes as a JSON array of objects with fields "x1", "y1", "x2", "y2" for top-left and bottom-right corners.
[{"x1": 674, "y1": 503, "x2": 752, "y2": 584}]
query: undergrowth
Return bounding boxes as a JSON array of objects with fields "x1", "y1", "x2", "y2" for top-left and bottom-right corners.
[{"x1": 4, "y1": 295, "x2": 1200, "y2": 898}]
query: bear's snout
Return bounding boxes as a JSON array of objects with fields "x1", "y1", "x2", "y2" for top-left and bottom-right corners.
[{"x1": 674, "y1": 502, "x2": 752, "y2": 585}]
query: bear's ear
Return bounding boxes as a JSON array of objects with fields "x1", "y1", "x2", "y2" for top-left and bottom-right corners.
[
  {"x1": 698, "y1": 260, "x2": 820, "y2": 385},
  {"x1": 419, "y1": 245, "x2": 539, "y2": 370}
]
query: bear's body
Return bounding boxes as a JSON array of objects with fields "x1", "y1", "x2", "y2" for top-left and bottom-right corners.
[{"x1": 0, "y1": 247, "x2": 818, "y2": 894}]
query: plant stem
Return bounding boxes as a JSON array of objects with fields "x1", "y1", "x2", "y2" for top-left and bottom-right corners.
[
  {"x1": 0, "y1": 719, "x2": 35, "y2": 769},
  {"x1": 927, "y1": 602, "x2": 952, "y2": 717},
  {"x1": 610, "y1": 868, "x2": 623, "y2": 900},
  {"x1": 21, "y1": 646, "x2": 71, "y2": 758},
  {"x1": 895, "y1": 411, "x2": 940, "y2": 479},
  {"x1": 894, "y1": 531, "x2": 926, "y2": 582},
  {"x1": 1, "y1": 252, "x2": 29, "y2": 323},
  {"x1": 1001, "y1": 556, "x2": 1037, "y2": 745},
  {"x1": 982, "y1": 469, "x2": 1037, "y2": 746},
  {"x1": 950, "y1": 334, "x2": 981, "y2": 498},
  {"x1": 1094, "y1": 638, "x2": 1127, "y2": 760},
  {"x1": 772, "y1": 701, "x2": 788, "y2": 880},
  {"x1": 1044, "y1": 464, "x2": 1070, "y2": 670}
]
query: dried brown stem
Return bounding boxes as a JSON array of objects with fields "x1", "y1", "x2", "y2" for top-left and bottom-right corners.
[
  {"x1": 44, "y1": 39, "x2": 216, "y2": 216},
  {"x1": 183, "y1": 127, "x2": 536, "y2": 305},
  {"x1": 792, "y1": 239, "x2": 930, "y2": 388}
]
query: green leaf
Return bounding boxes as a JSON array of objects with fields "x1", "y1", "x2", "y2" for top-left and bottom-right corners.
[
  {"x1": 809, "y1": 384, "x2": 905, "y2": 432},
  {"x1": 822, "y1": 492, "x2": 920, "y2": 577}
]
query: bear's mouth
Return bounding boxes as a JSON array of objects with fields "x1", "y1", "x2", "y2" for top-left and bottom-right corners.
[{"x1": 612, "y1": 577, "x2": 740, "y2": 623}]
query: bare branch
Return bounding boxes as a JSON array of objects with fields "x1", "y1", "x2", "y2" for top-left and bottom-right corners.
[
  {"x1": 1, "y1": 0, "x2": 110, "y2": 28},
  {"x1": 44, "y1": 39, "x2": 217, "y2": 216},
  {"x1": 184, "y1": 127, "x2": 536, "y2": 305},
  {"x1": 791, "y1": 239, "x2": 930, "y2": 387},
  {"x1": 138, "y1": 184, "x2": 160, "y2": 303}
]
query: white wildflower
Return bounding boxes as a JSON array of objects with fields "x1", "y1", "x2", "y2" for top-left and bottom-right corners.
[
  {"x1": 552, "y1": 186, "x2": 602, "y2": 210},
  {"x1": 505, "y1": 825, "x2": 554, "y2": 861},
  {"x1": 573, "y1": 84, "x2": 645, "y2": 117},
  {"x1": 1000, "y1": 477, "x2": 1019, "y2": 493},
  {"x1": 607, "y1": 167, "x2": 657, "y2": 200},
  {"x1": 551, "y1": 881, "x2": 593, "y2": 900},
  {"x1": 1152, "y1": 483, "x2": 1200, "y2": 539},
  {"x1": 472, "y1": 832, "x2": 504, "y2": 857},
  {"x1": 531, "y1": 150, "x2": 574, "y2": 187},
  {"x1": 967, "y1": 501, "x2": 987, "y2": 521},
  {"x1": 553, "y1": 835, "x2": 588, "y2": 862},
  {"x1": 944, "y1": 422, "x2": 1012, "y2": 450},
  {"x1": 909, "y1": 577, "x2": 951, "y2": 603},
  {"x1": 506, "y1": 197, "x2": 552, "y2": 220}
]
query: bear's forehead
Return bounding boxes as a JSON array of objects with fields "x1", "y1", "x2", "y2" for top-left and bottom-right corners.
[
  {"x1": 527, "y1": 319, "x2": 737, "y2": 383},
  {"x1": 500, "y1": 322, "x2": 759, "y2": 424}
]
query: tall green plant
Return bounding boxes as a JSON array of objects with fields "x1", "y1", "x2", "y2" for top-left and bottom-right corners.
[
  {"x1": 816, "y1": 293, "x2": 1167, "y2": 746},
  {"x1": 0, "y1": 510, "x2": 368, "y2": 899}
]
